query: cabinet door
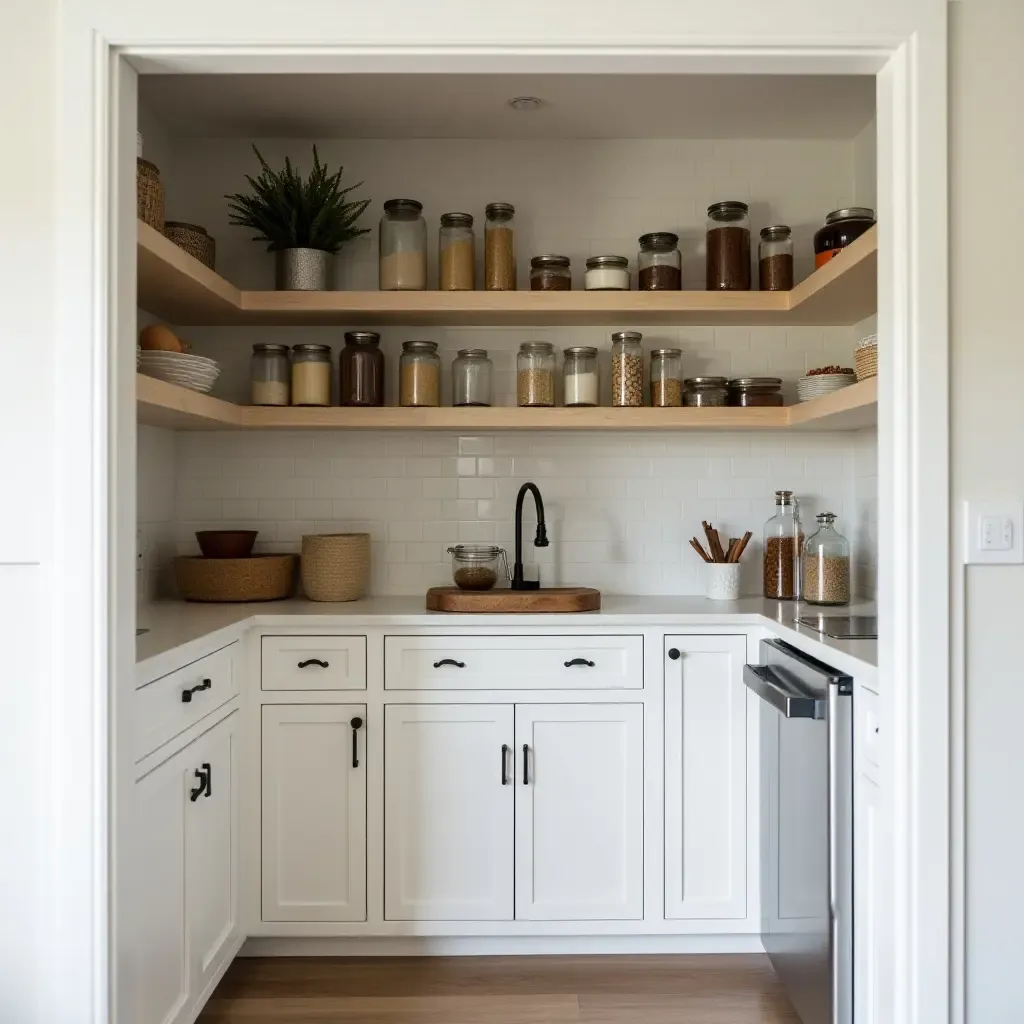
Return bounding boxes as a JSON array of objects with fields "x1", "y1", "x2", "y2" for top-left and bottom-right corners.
[
  {"x1": 664, "y1": 635, "x2": 748, "y2": 919},
  {"x1": 186, "y1": 710, "x2": 239, "y2": 997},
  {"x1": 262, "y1": 704, "x2": 367, "y2": 922},
  {"x1": 384, "y1": 704, "x2": 514, "y2": 921},
  {"x1": 515, "y1": 703, "x2": 644, "y2": 921},
  {"x1": 855, "y1": 768, "x2": 883, "y2": 1023}
]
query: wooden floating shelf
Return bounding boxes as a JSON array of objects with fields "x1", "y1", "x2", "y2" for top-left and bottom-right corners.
[
  {"x1": 137, "y1": 374, "x2": 876, "y2": 432},
  {"x1": 138, "y1": 220, "x2": 877, "y2": 328}
]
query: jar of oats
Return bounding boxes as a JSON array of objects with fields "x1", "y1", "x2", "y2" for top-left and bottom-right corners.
[
  {"x1": 611, "y1": 331, "x2": 644, "y2": 407},
  {"x1": 399, "y1": 341, "x2": 441, "y2": 407},
  {"x1": 803, "y1": 512, "x2": 851, "y2": 606},
  {"x1": 484, "y1": 202, "x2": 516, "y2": 290},
  {"x1": 517, "y1": 342, "x2": 556, "y2": 407}
]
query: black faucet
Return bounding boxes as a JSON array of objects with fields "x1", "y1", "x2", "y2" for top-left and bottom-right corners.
[{"x1": 511, "y1": 482, "x2": 549, "y2": 590}]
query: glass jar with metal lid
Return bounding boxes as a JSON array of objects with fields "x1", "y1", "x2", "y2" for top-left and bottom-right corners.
[
  {"x1": 251, "y1": 343, "x2": 290, "y2": 406},
  {"x1": 563, "y1": 346, "x2": 599, "y2": 407},
  {"x1": 758, "y1": 225, "x2": 794, "y2": 291},
  {"x1": 379, "y1": 198, "x2": 427, "y2": 291},
  {"x1": 803, "y1": 512, "x2": 851, "y2": 606},
  {"x1": 814, "y1": 207, "x2": 875, "y2": 269},
  {"x1": 728, "y1": 377, "x2": 784, "y2": 407},
  {"x1": 638, "y1": 232, "x2": 682, "y2": 291},
  {"x1": 650, "y1": 348, "x2": 683, "y2": 407},
  {"x1": 706, "y1": 200, "x2": 751, "y2": 291},
  {"x1": 684, "y1": 376, "x2": 729, "y2": 408},
  {"x1": 530, "y1": 254, "x2": 571, "y2": 291},
  {"x1": 585, "y1": 255, "x2": 630, "y2": 291},
  {"x1": 439, "y1": 212, "x2": 475, "y2": 291},
  {"x1": 611, "y1": 331, "x2": 644, "y2": 407},
  {"x1": 339, "y1": 331, "x2": 384, "y2": 407},
  {"x1": 517, "y1": 342, "x2": 556, "y2": 407},
  {"x1": 452, "y1": 348, "x2": 493, "y2": 407},
  {"x1": 291, "y1": 344, "x2": 332, "y2": 407},
  {"x1": 447, "y1": 544, "x2": 510, "y2": 591},
  {"x1": 484, "y1": 202, "x2": 516, "y2": 290},
  {"x1": 399, "y1": 341, "x2": 441, "y2": 407}
]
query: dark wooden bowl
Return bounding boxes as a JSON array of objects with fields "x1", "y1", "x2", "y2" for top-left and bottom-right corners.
[{"x1": 195, "y1": 529, "x2": 258, "y2": 559}]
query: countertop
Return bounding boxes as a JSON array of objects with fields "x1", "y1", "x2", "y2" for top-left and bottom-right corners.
[{"x1": 136, "y1": 596, "x2": 877, "y2": 684}]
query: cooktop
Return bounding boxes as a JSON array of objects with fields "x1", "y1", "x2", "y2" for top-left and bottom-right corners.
[{"x1": 797, "y1": 614, "x2": 878, "y2": 639}]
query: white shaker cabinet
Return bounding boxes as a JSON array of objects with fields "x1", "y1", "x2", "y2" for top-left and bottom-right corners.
[
  {"x1": 664, "y1": 635, "x2": 749, "y2": 920},
  {"x1": 261, "y1": 704, "x2": 367, "y2": 922}
]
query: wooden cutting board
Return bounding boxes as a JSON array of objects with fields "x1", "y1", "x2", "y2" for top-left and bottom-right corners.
[{"x1": 426, "y1": 587, "x2": 602, "y2": 613}]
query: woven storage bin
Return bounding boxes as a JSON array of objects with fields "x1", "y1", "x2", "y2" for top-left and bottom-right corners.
[
  {"x1": 165, "y1": 221, "x2": 216, "y2": 270},
  {"x1": 301, "y1": 533, "x2": 370, "y2": 602},
  {"x1": 855, "y1": 343, "x2": 878, "y2": 381},
  {"x1": 137, "y1": 158, "x2": 165, "y2": 232},
  {"x1": 174, "y1": 554, "x2": 296, "y2": 602}
]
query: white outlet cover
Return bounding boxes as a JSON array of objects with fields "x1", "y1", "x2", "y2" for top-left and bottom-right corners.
[{"x1": 963, "y1": 501, "x2": 1024, "y2": 565}]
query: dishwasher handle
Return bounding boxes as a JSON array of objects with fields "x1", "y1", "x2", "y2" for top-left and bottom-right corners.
[{"x1": 743, "y1": 663, "x2": 826, "y2": 719}]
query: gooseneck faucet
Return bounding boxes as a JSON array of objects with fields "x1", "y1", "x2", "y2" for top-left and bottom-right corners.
[{"x1": 511, "y1": 482, "x2": 549, "y2": 590}]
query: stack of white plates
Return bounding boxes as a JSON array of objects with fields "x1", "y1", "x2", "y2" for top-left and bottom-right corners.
[
  {"x1": 796, "y1": 372, "x2": 857, "y2": 402},
  {"x1": 138, "y1": 351, "x2": 220, "y2": 394}
]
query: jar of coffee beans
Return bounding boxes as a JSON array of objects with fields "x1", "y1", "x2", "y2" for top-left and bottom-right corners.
[
  {"x1": 611, "y1": 331, "x2": 644, "y2": 407},
  {"x1": 650, "y1": 348, "x2": 683, "y2": 407},
  {"x1": 803, "y1": 512, "x2": 851, "y2": 605},
  {"x1": 758, "y1": 225, "x2": 794, "y2": 291},
  {"x1": 638, "y1": 232, "x2": 682, "y2": 290},
  {"x1": 517, "y1": 342, "x2": 556, "y2": 407},
  {"x1": 530, "y1": 254, "x2": 571, "y2": 290},
  {"x1": 706, "y1": 200, "x2": 751, "y2": 291},
  {"x1": 763, "y1": 489, "x2": 804, "y2": 600}
]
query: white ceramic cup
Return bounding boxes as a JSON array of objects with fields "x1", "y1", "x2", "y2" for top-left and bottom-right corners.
[{"x1": 705, "y1": 562, "x2": 741, "y2": 601}]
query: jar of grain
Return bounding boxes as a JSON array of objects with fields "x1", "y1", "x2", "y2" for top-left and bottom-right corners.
[
  {"x1": 484, "y1": 202, "x2": 516, "y2": 290},
  {"x1": 758, "y1": 225, "x2": 794, "y2": 291},
  {"x1": 399, "y1": 341, "x2": 441, "y2": 407},
  {"x1": 563, "y1": 346, "x2": 599, "y2": 407},
  {"x1": 763, "y1": 489, "x2": 804, "y2": 600},
  {"x1": 379, "y1": 199, "x2": 427, "y2": 291},
  {"x1": 339, "y1": 331, "x2": 384, "y2": 407},
  {"x1": 706, "y1": 200, "x2": 751, "y2": 291},
  {"x1": 517, "y1": 342, "x2": 556, "y2": 407},
  {"x1": 728, "y1": 377, "x2": 783, "y2": 407},
  {"x1": 452, "y1": 348, "x2": 493, "y2": 407},
  {"x1": 585, "y1": 255, "x2": 630, "y2": 291},
  {"x1": 684, "y1": 377, "x2": 729, "y2": 407},
  {"x1": 251, "y1": 343, "x2": 291, "y2": 406},
  {"x1": 650, "y1": 348, "x2": 683, "y2": 407},
  {"x1": 291, "y1": 344, "x2": 332, "y2": 406},
  {"x1": 530, "y1": 254, "x2": 571, "y2": 291},
  {"x1": 439, "y1": 212, "x2": 475, "y2": 291},
  {"x1": 611, "y1": 331, "x2": 644, "y2": 407},
  {"x1": 803, "y1": 512, "x2": 851, "y2": 606},
  {"x1": 638, "y1": 232, "x2": 682, "y2": 290}
]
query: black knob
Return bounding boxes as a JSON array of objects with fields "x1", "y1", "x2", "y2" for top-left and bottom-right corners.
[{"x1": 668, "y1": 648, "x2": 681, "y2": 660}]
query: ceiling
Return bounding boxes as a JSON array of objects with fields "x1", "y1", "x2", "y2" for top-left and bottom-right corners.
[{"x1": 139, "y1": 74, "x2": 875, "y2": 140}]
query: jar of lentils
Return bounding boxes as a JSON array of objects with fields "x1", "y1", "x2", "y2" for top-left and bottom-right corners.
[
  {"x1": 439, "y1": 212, "x2": 475, "y2": 291},
  {"x1": 484, "y1": 202, "x2": 516, "y2": 290},
  {"x1": 611, "y1": 331, "x2": 644, "y2": 407},
  {"x1": 517, "y1": 342, "x2": 556, "y2": 407},
  {"x1": 452, "y1": 348, "x2": 493, "y2": 407},
  {"x1": 638, "y1": 232, "x2": 682, "y2": 290},
  {"x1": 684, "y1": 376, "x2": 729, "y2": 407},
  {"x1": 530, "y1": 254, "x2": 571, "y2": 291},
  {"x1": 650, "y1": 348, "x2": 683, "y2": 407},
  {"x1": 399, "y1": 341, "x2": 441, "y2": 407}
]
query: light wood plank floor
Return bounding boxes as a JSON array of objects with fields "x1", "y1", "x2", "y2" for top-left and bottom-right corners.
[{"x1": 197, "y1": 954, "x2": 799, "y2": 1023}]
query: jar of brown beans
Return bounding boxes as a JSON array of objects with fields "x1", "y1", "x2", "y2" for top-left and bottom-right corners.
[{"x1": 611, "y1": 331, "x2": 644, "y2": 407}]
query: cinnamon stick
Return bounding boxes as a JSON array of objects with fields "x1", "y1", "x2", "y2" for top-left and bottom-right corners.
[
  {"x1": 726, "y1": 537, "x2": 740, "y2": 563},
  {"x1": 733, "y1": 531, "x2": 753, "y2": 562},
  {"x1": 689, "y1": 538, "x2": 712, "y2": 563}
]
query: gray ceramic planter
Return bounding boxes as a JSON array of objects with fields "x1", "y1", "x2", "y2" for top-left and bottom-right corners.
[{"x1": 275, "y1": 247, "x2": 331, "y2": 290}]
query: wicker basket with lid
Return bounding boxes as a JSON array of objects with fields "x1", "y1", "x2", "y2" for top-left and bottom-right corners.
[{"x1": 137, "y1": 158, "x2": 165, "y2": 232}]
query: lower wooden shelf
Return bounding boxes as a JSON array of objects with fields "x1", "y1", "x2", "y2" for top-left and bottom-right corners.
[{"x1": 136, "y1": 373, "x2": 877, "y2": 432}]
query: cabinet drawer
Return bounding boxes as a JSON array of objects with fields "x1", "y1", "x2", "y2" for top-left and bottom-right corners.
[
  {"x1": 384, "y1": 635, "x2": 643, "y2": 690},
  {"x1": 135, "y1": 644, "x2": 238, "y2": 761},
  {"x1": 857, "y1": 686, "x2": 881, "y2": 769},
  {"x1": 261, "y1": 635, "x2": 367, "y2": 691}
]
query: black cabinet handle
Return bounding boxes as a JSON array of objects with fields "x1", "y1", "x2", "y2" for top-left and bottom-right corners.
[
  {"x1": 298, "y1": 658, "x2": 329, "y2": 669},
  {"x1": 501, "y1": 744, "x2": 509, "y2": 786},
  {"x1": 203, "y1": 762, "x2": 212, "y2": 798},
  {"x1": 181, "y1": 678, "x2": 212, "y2": 703},
  {"x1": 351, "y1": 716, "x2": 363, "y2": 768},
  {"x1": 189, "y1": 763, "x2": 210, "y2": 802},
  {"x1": 564, "y1": 658, "x2": 595, "y2": 668},
  {"x1": 522, "y1": 743, "x2": 530, "y2": 785},
  {"x1": 433, "y1": 659, "x2": 466, "y2": 669},
  {"x1": 668, "y1": 648, "x2": 681, "y2": 660}
]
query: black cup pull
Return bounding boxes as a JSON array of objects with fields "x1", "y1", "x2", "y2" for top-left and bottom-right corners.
[
  {"x1": 181, "y1": 678, "x2": 212, "y2": 703},
  {"x1": 668, "y1": 648, "x2": 681, "y2": 660},
  {"x1": 522, "y1": 743, "x2": 530, "y2": 785},
  {"x1": 564, "y1": 658, "x2": 595, "y2": 668},
  {"x1": 351, "y1": 716, "x2": 363, "y2": 768},
  {"x1": 189, "y1": 764, "x2": 210, "y2": 802},
  {"x1": 433, "y1": 659, "x2": 466, "y2": 669},
  {"x1": 501, "y1": 744, "x2": 509, "y2": 786},
  {"x1": 298, "y1": 658, "x2": 330, "y2": 669}
]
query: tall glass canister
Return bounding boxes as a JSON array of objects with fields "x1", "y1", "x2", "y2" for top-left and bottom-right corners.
[
  {"x1": 251, "y1": 343, "x2": 290, "y2": 406},
  {"x1": 484, "y1": 202, "x2": 516, "y2": 290},
  {"x1": 563, "y1": 346, "x2": 599, "y2": 407},
  {"x1": 439, "y1": 212, "x2": 475, "y2": 291},
  {"x1": 706, "y1": 200, "x2": 751, "y2": 291},
  {"x1": 803, "y1": 512, "x2": 852, "y2": 605},
  {"x1": 762, "y1": 489, "x2": 804, "y2": 599},
  {"x1": 339, "y1": 331, "x2": 384, "y2": 407},
  {"x1": 611, "y1": 331, "x2": 644, "y2": 407},
  {"x1": 379, "y1": 198, "x2": 427, "y2": 290},
  {"x1": 399, "y1": 340, "x2": 441, "y2": 407},
  {"x1": 517, "y1": 342, "x2": 556, "y2": 407},
  {"x1": 650, "y1": 348, "x2": 683, "y2": 407},
  {"x1": 638, "y1": 232, "x2": 682, "y2": 290}
]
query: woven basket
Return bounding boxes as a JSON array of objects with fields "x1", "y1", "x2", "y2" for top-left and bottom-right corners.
[
  {"x1": 137, "y1": 158, "x2": 164, "y2": 232},
  {"x1": 174, "y1": 554, "x2": 296, "y2": 602},
  {"x1": 301, "y1": 533, "x2": 370, "y2": 602},
  {"x1": 855, "y1": 343, "x2": 878, "y2": 381},
  {"x1": 165, "y1": 221, "x2": 216, "y2": 270}
]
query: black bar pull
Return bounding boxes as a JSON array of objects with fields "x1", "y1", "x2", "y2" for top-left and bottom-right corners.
[
  {"x1": 189, "y1": 765, "x2": 209, "y2": 802},
  {"x1": 298, "y1": 658, "x2": 329, "y2": 669},
  {"x1": 433, "y1": 658, "x2": 466, "y2": 669},
  {"x1": 668, "y1": 648, "x2": 681, "y2": 660},
  {"x1": 564, "y1": 658, "x2": 595, "y2": 668},
  {"x1": 181, "y1": 678, "x2": 212, "y2": 703},
  {"x1": 501, "y1": 744, "x2": 509, "y2": 785},
  {"x1": 351, "y1": 716, "x2": 363, "y2": 768},
  {"x1": 202, "y1": 762, "x2": 212, "y2": 798},
  {"x1": 522, "y1": 743, "x2": 529, "y2": 785}
]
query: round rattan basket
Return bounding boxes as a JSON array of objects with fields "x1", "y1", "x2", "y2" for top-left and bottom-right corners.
[
  {"x1": 174, "y1": 554, "x2": 296, "y2": 602},
  {"x1": 855, "y1": 342, "x2": 878, "y2": 381},
  {"x1": 164, "y1": 221, "x2": 216, "y2": 270},
  {"x1": 137, "y1": 158, "x2": 165, "y2": 232},
  {"x1": 301, "y1": 533, "x2": 370, "y2": 602}
]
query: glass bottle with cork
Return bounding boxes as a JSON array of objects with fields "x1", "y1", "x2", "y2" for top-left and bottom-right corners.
[
  {"x1": 803, "y1": 512, "x2": 851, "y2": 605},
  {"x1": 763, "y1": 489, "x2": 804, "y2": 599}
]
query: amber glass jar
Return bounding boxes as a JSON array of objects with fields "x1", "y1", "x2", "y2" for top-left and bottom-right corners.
[
  {"x1": 339, "y1": 331, "x2": 384, "y2": 407},
  {"x1": 813, "y1": 208, "x2": 875, "y2": 269}
]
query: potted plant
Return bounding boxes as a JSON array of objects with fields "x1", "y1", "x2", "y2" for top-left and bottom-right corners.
[{"x1": 226, "y1": 145, "x2": 370, "y2": 291}]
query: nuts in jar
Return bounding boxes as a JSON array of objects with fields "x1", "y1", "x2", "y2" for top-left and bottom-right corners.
[{"x1": 611, "y1": 331, "x2": 644, "y2": 407}]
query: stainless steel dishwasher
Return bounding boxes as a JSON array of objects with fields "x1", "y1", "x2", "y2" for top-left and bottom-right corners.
[{"x1": 744, "y1": 638, "x2": 853, "y2": 1024}]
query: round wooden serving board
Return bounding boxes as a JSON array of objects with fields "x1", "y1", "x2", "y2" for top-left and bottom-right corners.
[{"x1": 425, "y1": 587, "x2": 602, "y2": 613}]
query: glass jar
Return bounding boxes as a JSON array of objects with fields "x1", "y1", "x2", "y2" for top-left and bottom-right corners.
[
  {"x1": 530, "y1": 254, "x2": 571, "y2": 291},
  {"x1": 339, "y1": 331, "x2": 384, "y2": 407},
  {"x1": 399, "y1": 340, "x2": 441, "y2": 407},
  {"x1": 562, "y1": 346, "x2": 599, "y2": 407},
  {"x1": 447, "y1": 544, "x2": 510, "y2": 591},
  {"x1": 379, "y1": 199, "x2": 427, "y2": 291},
  {"x1": 517, "y1": 342, "x2": 556, "y2": 407},
  {"x1": 728, "y1": 377, "x2": 784, "y2": 407},
  {"x1": 684, "y1": 377, "x2": 729, "y2": 407},
  {"x1": 291, "y1": 344, "x2": 332, "y2": 407},
  {"x1": 650, "y1": 348, "x2": 683, "y2": 407},
  {"x1": 758, "y1": 225, "x2": 794, "y2": 291},
  {"x1": 585, "y1": 255, "x2": 630, "y2": 291},
  {"x1": 484, "y1": 202, "x2": 516, "y2": 290},
  {"x1": 439, "y1": 212, "x2": 475, "y2": 291},
  {"x1": 803, "y1": 512, "x2": 851, "y2": 606},
  {"x1": 814, "y1": 207, "x2": 875, "y2": 269},
  {"x1": 611, "y1": 331, "x2": 644, "y2": 407},
  {"x1": 452, "y1": 348, "x2": 493, "y2": 407},
  {"x1": 638, "y1": 232, "x2": 682, "y2": 291},
  {"x1": 763, "y1": 490, "x2": 804, "y2": 600},
  {"x1": 250, "y1": 343, "x2": 290, "y2": 406},
  {"x1": 706, "y1": 200, "x2": 751, "y2": 291}
]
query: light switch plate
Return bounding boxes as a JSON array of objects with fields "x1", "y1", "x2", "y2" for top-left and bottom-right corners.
[{"x1": 963, "y1": 501, "x2": 1024, "y2": 564}]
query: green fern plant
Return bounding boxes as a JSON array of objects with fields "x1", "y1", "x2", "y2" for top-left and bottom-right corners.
[{"x1": 225, "y1": 145, "x2": 370, "y2": 253}]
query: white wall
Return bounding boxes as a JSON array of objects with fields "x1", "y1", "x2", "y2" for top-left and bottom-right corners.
[{"x1": 137, "y1": 425, "x2": 178, "y2": 600}]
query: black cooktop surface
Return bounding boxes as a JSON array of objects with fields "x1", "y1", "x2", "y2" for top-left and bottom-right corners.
[{"x1": 797, "y1": 614, "x2": 878, "y2": 639}]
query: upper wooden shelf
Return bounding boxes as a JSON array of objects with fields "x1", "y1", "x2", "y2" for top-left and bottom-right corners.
[{"x1": 138, "y1": 221, "x2": 877, "y2": 327}]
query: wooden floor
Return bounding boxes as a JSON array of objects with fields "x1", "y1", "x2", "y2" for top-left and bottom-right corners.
[{"x1": 197, "y1": 955, "x2": 799, "y2": 1023}]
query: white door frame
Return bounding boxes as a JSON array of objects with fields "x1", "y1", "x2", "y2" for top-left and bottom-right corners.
[{"x1": 51, "y1": 4, "x2": 949, "y2": 1023}]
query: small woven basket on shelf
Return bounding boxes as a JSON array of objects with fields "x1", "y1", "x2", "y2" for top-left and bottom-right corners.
[
  {"x1": 174, "y1": 554, "x2": 296, "y2": 602},
  {"x1": 137, "y1": 158, "x2": 165, "y2": 232},
  {"x1": 301, "y1": 533, "x2": 370, "y2": 602},
  {"x1": 164, "y1": 221, "x2": 216, "y2": 270},
  {"x1": 855, "y1": 341, "x2": 878, "y2": 381}
]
